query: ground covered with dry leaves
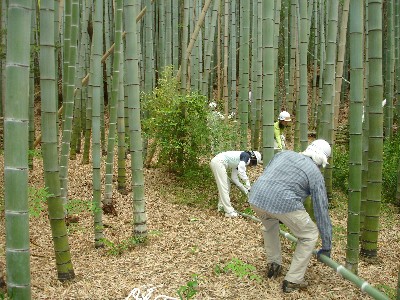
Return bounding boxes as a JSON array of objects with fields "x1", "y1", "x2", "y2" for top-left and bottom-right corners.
[{"x1": 0, "y1": 152, "x2": 399, "y2": 300}]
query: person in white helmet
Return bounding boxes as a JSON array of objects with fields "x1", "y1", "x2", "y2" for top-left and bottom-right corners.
[
  {"x1": 248, "y1": 139, "x2": 332, "y2": 293},
  {"x1": 210, "y1": 150, "x2": 262, "y2": 217},
  {"x1": 274, "y1": 111, "x2": 292, "y2": 150}
]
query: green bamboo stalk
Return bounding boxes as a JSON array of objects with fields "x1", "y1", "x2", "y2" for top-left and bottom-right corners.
[
  {"x1": 124, "y1": 0, "x2": 147, "y2": 237},
  {"x1": 298, "y1": 0, "x2": 309, "y2": 151},
  {"x1": 238, "y1": 0, "x2": 250, "y2": 149},
  {"x1": 104, "y1": 0, "x2": 123, "y2": 209},
  {"x1": 333, "y1": 0, "x2": 349, "y2": 135},
  {"x1": 172, "y1": 0, "x2": 179, "y2": 70},
  {"x1": 254, "y1": 0, "x2": 263, "y2": 150},
  {"x1": 395, "y1": 0, "x2": 400, "y2": 122},
  {"x1": 201, "y1": 0, "x2": 219, "y2": 98},
  {"x1": 384, "y1": 0, "x2": 394, "y2": 140},
  {"x1": 360, "y1": 0, "x2": 370, "y2": 235},
  {"x1": 283, "y1": 0, "x2": 290, "y2": 107},
  {"x1": 318, "y1": 0, "x2": 339, "y2": 203},
  {"x1": 4, "y1": 1, "x2": 32, "y2": 298},
  {"x1": 143, "y1": 0, "x2": 155, "y2": 93},
  {"x1": 28, "y1": 1, "x2": 36, "y2": 170},
  {"x1": 40, "y1": 0, "x2": 75, "y2": 282},
  {"x1": 262, "y1": 0, "x2": 276, "y2": 165},
  {"x1": 229, "y1": 0, "x2": 237, "y2": 115},
  {"x1": 117, "y1": 48, "x2": 126, "y2": 194},
  {"x1": 346, "y1": 0, "x2": 363, "y2": 274},
  {"x1": 223, "y1": 0, "x2": 229, "y2": 118},
  {"x1": 92, "y1": 0, "x2": 105, "y2": 247},
  {"x1": 59, "y1": 0, "x2": 79, "y2": 205},
  {"x1": 287, "y1": 0, "x2": 297, "y2": 116},
  {"x1": 361, "y1": 0, "x2": 384, "y2": 259},
  {"x1": 311, "y1": 0, "x2": 319, "y2": 129},
  {"x1": 250, "y1": 0, "x2": 258, "y2": 146},
  {"x1": 165, "y1": 0, "x2": 172, "y2": 67},
  {"x1": 273, "y1": 0, "x2": 282, "y2": 117},
  {"x1": 157, "y1": 0, "x2": 166, "y2": 69},
  {"x1": 179, "y1": 0, "x2": 189, "y2": 93}
]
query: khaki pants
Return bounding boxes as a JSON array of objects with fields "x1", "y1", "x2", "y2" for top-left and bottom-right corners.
[{"x1": 251, "y1": 205, "x2": 318, "y2": 284}]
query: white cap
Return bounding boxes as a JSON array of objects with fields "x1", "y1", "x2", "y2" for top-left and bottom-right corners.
[{"x1": 278, "y1": 111, "x2": 291, "y2": 121}]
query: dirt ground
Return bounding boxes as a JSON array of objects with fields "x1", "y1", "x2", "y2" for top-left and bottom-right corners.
[{"x1": 0, "y1": 151, "x2": 399, "y2": 300}]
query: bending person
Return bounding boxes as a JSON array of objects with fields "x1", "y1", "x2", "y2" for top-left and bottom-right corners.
[
  {"x1": 210, "y1": 150, "x2": 262, "y2": 217},
  {"x1": 248, "y1": 139, "x2": 332, "y2": 293}
]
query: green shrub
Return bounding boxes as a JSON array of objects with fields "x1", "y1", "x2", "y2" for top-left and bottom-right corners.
[
  {"x1": 142, "y1": 67, "x2": 211, "y2": 175},
  {"x1": 332, "y1": 133, "x2": 400, "y2": 205},
  {"x1": 142, "y1": 66, "x2": 238, "y2": 176},
  {"x1": 332, "y1": 144, "x2": 349, "y2": 194}
]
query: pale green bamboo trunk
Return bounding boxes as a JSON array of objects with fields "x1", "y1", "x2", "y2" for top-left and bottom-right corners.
[
  {"x1": 262, "y1": 0, "x2": 276, "y2": 165},
  {"x1": 395, "y1": 0, "x2": 400, "y2": 122},
  {"x1": 124, "y1": 0, "x2": 147, "y2": 237},
  {"x1": 104, "y1": 0, "x2": 123, "y2": 209},
  {"x1": 238, "y1": 0, "x2": 250, "y2": 149},
  {"x1": 201, "y1": 0, "x2": 219, "y2": 98},
  {"x1": 165, "y1": 0, "x2": 172, "y2": 67},
  {"x1": 4, "y1": 1, "x2": 32, "y2": 298},
  {"x1": 345, "y1": 0, "x2": 363, "y2": 274},
  {"x1": 360, "y1": 0, "x2": 370, "y2": 234},
  {"x1": 179, "y1": 0, "x2": 189, "y2": 93},
  {"x1": 311, "y1": 0, "x2": 319, "y2": 129},
  {"x1": 172, "y1": 0, "x2": 179, "y2": 70},
  {"x1": 143, "y1": 0, "x2": 155, "y2": 93},
  {"x1": 384, "y1": 0, "x2": 394, "y2": 140},
  {"x1": 273, "y1": 0, "x2": 281, "y2": 117},
  {"x1": 28, "y1": 3, "x2": 36, "y2": 170},
  {"x1": 318, "y1": 0, "x2": 339, "y2": 203},
  {"x1": 333, "y1": 0, "x2": 349, "y2": 135},
  {"x1": 40, "y1": 0, "x2": 75, "y2": 282},
  {"x1": 59, "y1": 0, "x2": 79, "y2": 205},
  {"x1": 250, "y1": 0, "x2": 258, "y2": 147},
  {"x1": 117, "y1": 48, "x2": 126, "y2": 193},
  {"x1": 223, "y1": 0, "x2": 229, "y2": 118},
  {"x1": 92, "y1": 0, "x2": 104, "y2": 247},
  {"x1": 283, "y1": 0, "x2": 289, "y2": 106},
  {"x1": 361, "y1": 0, "x2": 384, "y2": 259},
  {"x1": 298, "y1": 0, "x2": 309, "y2": 151},
  {"x1": 253, "y1": 0, "x2": 263, "y2": 150},
  {"x1": 229, "y1": 0, "x2": 237, "y2": 115},
  {"x1": 157, "y1": 1, "x2": 166, "y2": 70}
]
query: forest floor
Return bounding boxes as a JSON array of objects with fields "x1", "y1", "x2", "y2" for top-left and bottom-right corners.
[{"x1": 0, "y1": 149, "x2": 399, "y2": 300}]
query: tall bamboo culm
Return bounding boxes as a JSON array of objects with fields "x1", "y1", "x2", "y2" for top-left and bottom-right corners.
[
  {"x1": 4, "y1": 0, "x2": 32, "y2": 298},
  {"x1": 125, "y1": 0, "x2": 147, "y2": 237},
  {"x1": 361, "y1": 0, "x2": 384, "y2": 259},
  {"x1": 345, "y1": 0, "x2": 363, "y2": 274}
]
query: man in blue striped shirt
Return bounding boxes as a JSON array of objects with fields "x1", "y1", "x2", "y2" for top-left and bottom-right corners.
[{"x1": 248, "y1": 139, "x2": 332, "y2": 293}]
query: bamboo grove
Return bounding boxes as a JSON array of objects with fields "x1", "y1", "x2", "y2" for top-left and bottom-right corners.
[{"x1": 1, "y1": 0, "x2": 400, "y2": 299}]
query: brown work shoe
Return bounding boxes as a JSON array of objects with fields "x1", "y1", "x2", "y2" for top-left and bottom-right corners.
[
  {"x1": 267, "y1": 262, "x2": 282, "y2": 278},
  {"x1": 282, "y1": 280, "x2": 308, "y2": 293}
]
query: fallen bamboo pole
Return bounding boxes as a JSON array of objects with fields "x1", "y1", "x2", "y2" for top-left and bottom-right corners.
[{"x1": 238, "y1": 211, "x2": 390, "y2": 300}]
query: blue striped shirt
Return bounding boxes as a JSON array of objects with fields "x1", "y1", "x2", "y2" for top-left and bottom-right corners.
[{"x1": 249, "y1": 150, "x2": 332, "y2": 250}]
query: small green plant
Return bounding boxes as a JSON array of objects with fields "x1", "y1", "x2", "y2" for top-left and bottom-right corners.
[
  {"x1": 64, "y1": 198, "x2": 101, "y2": 215},
  {"x1": 101, "y1": 236, "x2": 147, "y2": 256},
  {"x1": 177, "y1": 274, "x2": 199, "y2": 300},
  {"x1": 215, "y1": 258, "x2": 262, "y2": 283},
  {"x1": 375, "y1": 284, "x2": 396, "y2": 300},
  {"x1": 28, "y1": 149, "x2": 42, "y2": 158},
  {"x1": 29, "y1": 186, "x2": 53, "y2": 217}
]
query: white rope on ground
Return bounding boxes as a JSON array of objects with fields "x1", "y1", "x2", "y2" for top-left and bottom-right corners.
[{"x1": 125, "y1": 285, "x2": 179, "y2": 300}]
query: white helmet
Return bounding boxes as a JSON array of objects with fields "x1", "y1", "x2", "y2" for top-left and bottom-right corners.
[
  {"x1": 278, "y1": 111, "x2": 291, "y2": 121},
  {"x1": 309, "y1": 139, "x2": 331, "y2": 158}
]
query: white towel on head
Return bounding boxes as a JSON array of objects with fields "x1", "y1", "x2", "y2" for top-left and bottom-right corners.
[{"x1": 301, "y1": 146, "x2": 329, "y2": 168}]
